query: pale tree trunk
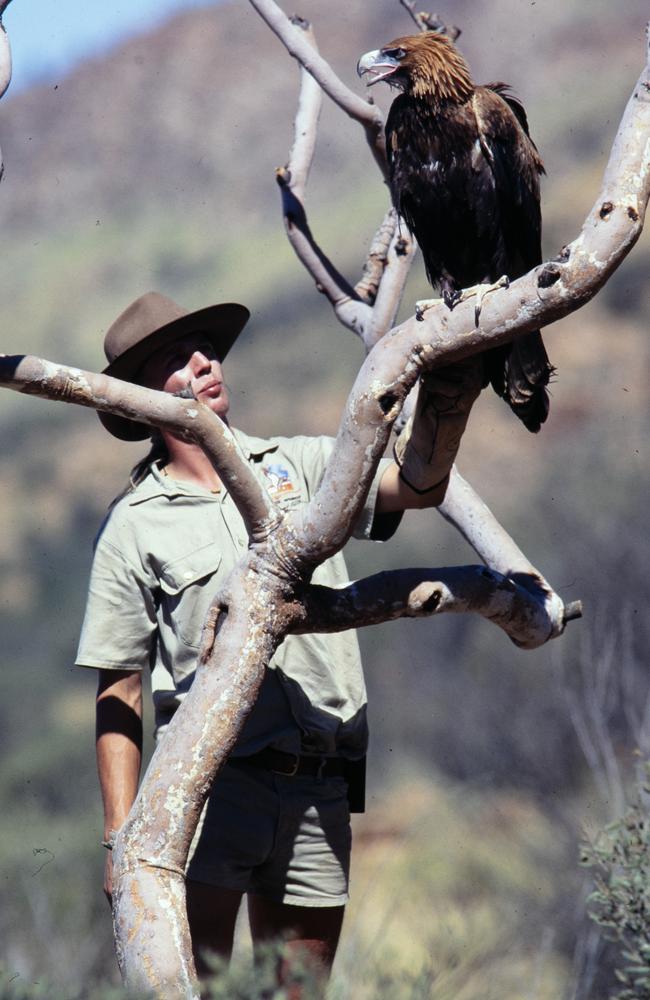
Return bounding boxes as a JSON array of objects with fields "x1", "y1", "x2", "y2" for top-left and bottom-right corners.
[
  {"x1": 0, "y1": 5, "x2": 648, "y2": 997},
  {"x1": 0, "y1": 2, "x2": 12, "y2": 89},
  {"x1": 0, "y1": 0, "x2": 13, "y2": 178}
]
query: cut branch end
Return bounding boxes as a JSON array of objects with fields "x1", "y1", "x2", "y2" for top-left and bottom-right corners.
[
  {"x1": 275, "y1": 165, "x2": 291, "y2": 187},
  {"x1": 563, "y1": 600, "x2": 584, "y2": 624}
]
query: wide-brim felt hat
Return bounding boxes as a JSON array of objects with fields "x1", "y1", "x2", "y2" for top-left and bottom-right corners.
[{"x1": 98, "y1": 291, "x2": 250, "y2": 441}]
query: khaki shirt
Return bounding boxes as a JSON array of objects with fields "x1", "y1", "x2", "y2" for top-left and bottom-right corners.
[{"x1": 76, "y1": 429, "x2": 399, "y2": 759}]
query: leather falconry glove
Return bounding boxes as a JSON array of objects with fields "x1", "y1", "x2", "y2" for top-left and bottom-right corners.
[{"x1": 394, "y1": 357, "x2": 483, "y2": 494}]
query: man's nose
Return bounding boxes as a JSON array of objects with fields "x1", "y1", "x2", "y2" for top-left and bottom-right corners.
[{"x1": 190, "y1": 350, "x2": 213, "y2": 374}]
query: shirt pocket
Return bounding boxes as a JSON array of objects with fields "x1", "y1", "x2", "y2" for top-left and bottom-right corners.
[{"x1": 159, "y1": 542, "x2": 223, "y2": 648}]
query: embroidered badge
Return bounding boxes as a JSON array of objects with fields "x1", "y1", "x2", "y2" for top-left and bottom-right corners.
[{"x1": 262, "y1": 463, "x2": 296, "y2": 497}]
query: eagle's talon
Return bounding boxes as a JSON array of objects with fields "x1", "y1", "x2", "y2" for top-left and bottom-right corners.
[
  {"x1": 443, "y1": 288, "x2": 463, "y2": 311},
  {"x1": 415, "y1": 297, "x2": 440, "y2": 320},
  {"x1": 466, "y1": 275, "x2": 511, "y2": 326}
]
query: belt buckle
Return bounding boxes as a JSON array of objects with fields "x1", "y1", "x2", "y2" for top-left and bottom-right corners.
[{"x1": 274, "y1": 753, "x2": 299, "y2": 777}]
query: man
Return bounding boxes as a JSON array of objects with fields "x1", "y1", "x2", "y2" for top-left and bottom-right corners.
[{"x1": 76, "y1": 291, "x2": 480, "y2": 988}]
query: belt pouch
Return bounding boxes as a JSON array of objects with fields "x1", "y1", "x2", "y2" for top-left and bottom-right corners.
[{"x1": 343, "y1": 756, "x2": 366, "y2": 813}]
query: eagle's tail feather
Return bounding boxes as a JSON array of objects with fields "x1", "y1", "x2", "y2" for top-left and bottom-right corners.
[{"x1": 493, "y1": 331, "x2": 555, "y2": 433}]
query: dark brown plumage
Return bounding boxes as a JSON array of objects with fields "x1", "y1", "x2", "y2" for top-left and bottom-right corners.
[{"x1": 357, "y1": 32, "x2": 555, "y2": 432}]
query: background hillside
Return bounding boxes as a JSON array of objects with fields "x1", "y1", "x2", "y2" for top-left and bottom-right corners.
[{"x1": 0, "y1": 0, "x2": 649, "y2": 996}]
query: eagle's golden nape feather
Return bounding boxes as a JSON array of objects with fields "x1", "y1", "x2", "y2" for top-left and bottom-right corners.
[{"x1": 384, "y1": 33, "x2": 474, "y2": 103}]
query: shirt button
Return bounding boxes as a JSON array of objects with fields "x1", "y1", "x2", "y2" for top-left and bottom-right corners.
[{"x1": 183, "y1": 570, "x2": 194, "y2": 580}]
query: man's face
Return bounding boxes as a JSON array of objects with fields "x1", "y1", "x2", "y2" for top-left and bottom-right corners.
[{"x1": 139, "y1": 331, "x2": 230, "y2": 420}]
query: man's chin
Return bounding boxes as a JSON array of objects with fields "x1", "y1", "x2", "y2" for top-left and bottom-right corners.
[{"x1": 204, "y1": 399, "x2": 230, "y2": 422}]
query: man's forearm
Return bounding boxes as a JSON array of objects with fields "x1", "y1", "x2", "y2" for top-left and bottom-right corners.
[
  {"x1": 376, "y1": 461, "x2": 450, "y2": 512},
  {"x1": 96, "y1": 670, "x2": 143, "y2": 837},
  {"x1": 392, "y1": 358, "x2": 483, "y2": 503},
  {"x1": 377, "y1": 358, "x2": 483, "y2": 513}
]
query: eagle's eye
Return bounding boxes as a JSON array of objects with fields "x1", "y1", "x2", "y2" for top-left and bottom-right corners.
[{"x1": 383, "y1": 47, "x2": 407, "y2": 60}]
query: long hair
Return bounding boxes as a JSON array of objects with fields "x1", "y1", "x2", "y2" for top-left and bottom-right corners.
[
  {"x1": 103, "y1": 432, "x2": 168, "y2": 515},
  {"x1": 127, "y1": 431, "x2": 169, "y2": 490}
]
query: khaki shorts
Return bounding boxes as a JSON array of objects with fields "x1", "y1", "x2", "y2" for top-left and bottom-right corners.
[{"x1": 186, "y1": 760, "x2": 352, "y2": 907}]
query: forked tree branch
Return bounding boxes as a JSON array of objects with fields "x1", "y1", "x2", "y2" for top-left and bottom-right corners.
[
  {"x1": 102, "y1": 18, "x2": 650, "y2": 1000},
  {"x1": 297, "y1": 39, "x2": 650, "y2": 559},
  {"x1": 247, "y1": 0, "x2": 387, "y2": 173},
  {"x1": 0, "y1": 349, "x2": 566, "y2": 641},
  {"x1": 272, "y1": 19, "x2": 370, "y2": 335},
  {"x1": 255, "y1": 1, "x2": 650, "y2": 548},
  {"x1": 270, "y1": 11, "x2": 418, "y2": 347},
  {"x1": 250, "y1": 1, "x2": 467, "y2": 353},
  {"x1": 1, "y1": 8, "x2": 646, "y2": 997},
  {"x1": 3, "y1": 27, "x2": 647, "y2": 610}
]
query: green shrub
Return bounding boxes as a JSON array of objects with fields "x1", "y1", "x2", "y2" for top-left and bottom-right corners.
[{"x1": 582, "y1": 769, "x2": 650, "y2": 999}]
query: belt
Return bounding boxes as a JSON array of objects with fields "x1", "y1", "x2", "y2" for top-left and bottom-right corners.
[{"x1": 230, "y1": 747, "x2": 347, "y2": 778}]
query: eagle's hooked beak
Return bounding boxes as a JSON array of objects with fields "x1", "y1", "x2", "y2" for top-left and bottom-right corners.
[{"x1": 357, "y1": 49, "x2": 401, "y2": 86}]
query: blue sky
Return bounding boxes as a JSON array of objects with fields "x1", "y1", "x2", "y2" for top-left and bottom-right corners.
[{"x1": 3, "y1": 0, "x2": 215, "y2": 92}]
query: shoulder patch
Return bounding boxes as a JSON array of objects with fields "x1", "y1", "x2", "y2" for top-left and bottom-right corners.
[{"x1": 262, "y1": 463, "x2": 296, "y2": 498}]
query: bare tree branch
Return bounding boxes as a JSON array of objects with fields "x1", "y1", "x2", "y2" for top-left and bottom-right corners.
[
  {"x1": 439, "y1": 468, "x2": 543, "y2": 578},
  {"x1": 354, "y1": 208, "x2": 398, "y2": 305},
  {"x1": 0, "y1": 23, "x2": 10, "y2": 100},
  {"x1": 0, "y1": 351, "x2": 572, "y2": 637},
  {"x1": 282, "y1": 17, "x2": 321, "y2": 202},
  {"x1": 0, "y1": 353, "x2": 578, "y2": 998},
  {"x1": 0, "y1": 5, "x2": 13, "y2": 145},
  {"x1": 260, "y1": 4, "x2": 420, "y2": 348},
  {"x1": 274, "y1": 18, "x2": 377, "y2": 340},
  {"x1": 276, "y1": 164, "x2": 371, "y2": 335},
  {"x1": 296, "y1": 564, "x2": 565, "y2": 649},
  {"x1": 0, "y1": 355, "x2": 280, "y2": 541},
  {"x1": 398, "y1": 2, "x2": 461, "y2": 39},
  {"x1": 0, "y1": 352, "x2": 555, "y2": 634},
  {"x1": 353, "y1": 209, "x2": 419, "y2": 348},
  {"x1": 233, "y1": 34, "x2": 650, "y2": 565},
  {"x1": 247, "y1": 0, "x2": 387, "y2": 175},
  {"x1": 365, "y1": 223, "x2": 418, "y2": 345},
  {"x1": 108, "y1": 502, "x2": 573, "y2": 995}
]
